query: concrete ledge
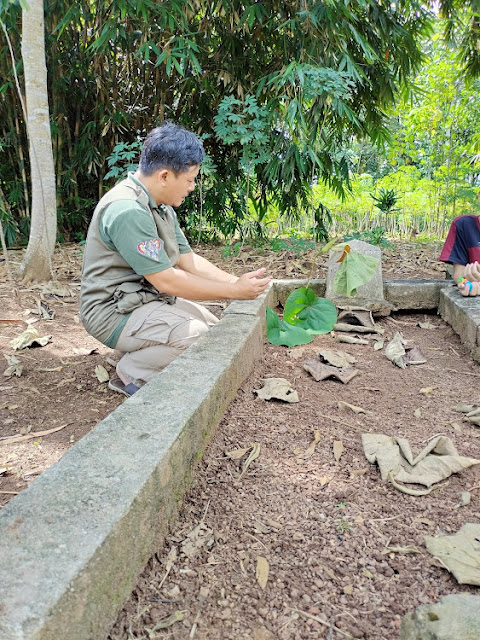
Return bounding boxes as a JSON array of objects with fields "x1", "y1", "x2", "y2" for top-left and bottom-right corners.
[
  {"x1": 439, "y1": 286, "x2": 480, "y2": 362},
  {"x1": 383, "y1": 279, "x2": 450, "y2": 310},
  {"x1": 0, "y1": 312, "x2": 263, "y2": 640},
  {"x1": 1, "y1": 277, "x2": 480, "y2": 640}
]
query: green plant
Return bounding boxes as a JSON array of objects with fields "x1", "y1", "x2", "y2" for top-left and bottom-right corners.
[
  {"x1": 104, "y1": 141, "x2": 142, "y2": 182},
  {"x1": 266, "y1": 240, "x2": 381, "y2": 346},
  {"x1": 344, "y1": 227, "x2": 393, "y2": 248},
  {"x1": 336, "y1": 517, "x2": 353, "y2": 534},
  {"x1": 266, "y1": 239, "x2": 338, "y2": 346},
  {"x1": 221, "y1": 241, "x2": 242, "y2": 258},
  {"x1": 370, "y1": 188, "x2": 400, "y2": 215}
]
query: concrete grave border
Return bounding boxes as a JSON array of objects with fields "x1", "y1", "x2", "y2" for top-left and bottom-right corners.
[{"x1": 0, "y1": 278, "x2": 478, "y2": 640}]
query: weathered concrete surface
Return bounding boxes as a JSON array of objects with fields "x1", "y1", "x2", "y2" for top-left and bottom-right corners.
[
  {"x1": 439, "y1": 285, "x2": 480, "y2": 361},
  {"x1": 400, "y1": 594, "x2": 480, "y2": 640},
  {"x1": 0, "y1": 312, "x2": 263, "y2": 640},
  {"x1": 384, "y1": 280, "x2": 449, "y2": 310}
]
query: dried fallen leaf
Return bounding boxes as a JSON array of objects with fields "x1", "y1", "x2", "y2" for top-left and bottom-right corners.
[
  {"x1": 302, "y1": 429, "x2": 321, "y2": 459},
  {"x1": 337, "y1": 400, "x2": 370, "y2": 414},
  {"x1": 420, "y1": 386, "x2": 437, "y2": 396},
  {"x1": 95, "y1": 364, "x2": 110, "y2": 383},
  {"x1": 303, "y1": 360, "x2": 360, "y2": 384},
  {"x1": 319, "y1": 476, "x2": 331, "y2": 487},
  {"x1": 3, "y1": 354, "x2": 23, "y2": 378},
  {"x1": 414, "y1": 408, "x2": 422, "y2": 418},
  {"x1": 418, "y1": 321, "x2": 437, "y2": 330},
  {"x1": 317, "y1": 349, "x2": 356, "y2": 369},
  {"x1": 374, "y1": 338, "x2": 385, "y2": 351},
  {"x1": 10, "y1": 326, "x2": 52, "y2": 350},
  {"x1": 333, "y1": 440, "x2": 345, "y2": 461},
  {"x1": 337, "y1": 334, "x2": 369, "y2": 345},
  {"x1": 74, "y1": 347, "x2": 99, "y2": 356},
  {"x1": 148, "y1": 610, "x2": 184, "y2": 633},
  {"x1": 238, "y1": 443, "x2": 261, "y2": 480},
  {"x1": 425, "y1": 523, "x2": 480, "y2": 585},
  {"x1": 256, "y1": 556, "x2": 269, "y2": 589},
  {"x1": 382, "y1": 545, "x2": 421, "y2": 555},
  {"x1": 225, "y1": 447, "x2": 250, "y2": 460},
  {"x1": 385, "y1": 332, "x2": 406, "y2": 369},
  {"x1": 254, "y1": 378, "x2": 299, "y2": 403}
]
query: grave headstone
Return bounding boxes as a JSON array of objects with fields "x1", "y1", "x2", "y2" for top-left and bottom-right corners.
[{"x1": 325, "y1": 239, "x2": 390, "y2": 312}]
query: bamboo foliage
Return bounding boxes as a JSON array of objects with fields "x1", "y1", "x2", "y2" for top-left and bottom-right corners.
[{"x1": 0, "y1": 0, "x2": 468, "y2": 245}]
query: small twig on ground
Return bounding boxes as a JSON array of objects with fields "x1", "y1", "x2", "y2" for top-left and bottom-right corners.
[
  {"x1": 449, "y1": 345, "x2": 461, "y2": 357},
  {"x1": 317, "y1": 413, "x2": 365, "y2": 433},
  {"x1": 0, "y1": 423, "x2": 72, "y2": 445},
  {"x1": 445, "y1": 368, "x2": 480, "y2": 379},
  {"x1": 289, "y1": 608, "x2": 354, "y2": 639},
  {"x1": 0, "y1": 490, "x2": 19, "y2": 495},
  {"x1": 467, "y1": 484, "x2": 480, "y2": 492}
]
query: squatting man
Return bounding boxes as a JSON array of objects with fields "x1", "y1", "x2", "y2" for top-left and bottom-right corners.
[{"x1": 80, "y1": 123, "x2": 271, "y2": 396}]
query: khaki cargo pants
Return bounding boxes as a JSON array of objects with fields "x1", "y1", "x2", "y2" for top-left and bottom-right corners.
[{"x1": 114, "y1": 298, "x2": 218, "y2": 387}]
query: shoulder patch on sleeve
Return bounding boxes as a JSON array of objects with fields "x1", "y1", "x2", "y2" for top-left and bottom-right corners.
[{"x1": 137, "y1": 238, "x2": 163, "y2": 261}]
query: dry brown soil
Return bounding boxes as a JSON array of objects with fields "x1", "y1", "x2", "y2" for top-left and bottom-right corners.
[{"x1": 3, "y1": 240, "x2": 479, "y2": 640}]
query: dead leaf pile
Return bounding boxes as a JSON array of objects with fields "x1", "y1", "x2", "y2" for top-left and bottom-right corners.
[
  {"x1": 453, "y1": 403, "x2": 480, "y2": 427},
  {"x1": 362, "y1": 434, "x2": 480, "y2": 495},
  {"x1": 385, "y1": 332, "x2": 426, "y2": 369}
]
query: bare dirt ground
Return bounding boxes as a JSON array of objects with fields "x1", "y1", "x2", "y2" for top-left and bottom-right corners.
[{"x1": 3, "y1": 239, "x2": 476, "y2": 640}]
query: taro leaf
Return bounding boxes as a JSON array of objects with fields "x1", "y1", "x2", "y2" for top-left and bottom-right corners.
[
  {"x1": 266, "y1": 307, "x2": 313, "y2": 347},
  {"x1": 283, "y1": 288, "x2": 337, "y2": 335},
  {"x1": 425, "y1": 523, "x2": 480, "y2": 585},
  {"x1": 333, "y1": 251, "x2": 380, "y2": 297},
  {"x1": 256, "y1": 556, "x2": 269, "y2": 589}
]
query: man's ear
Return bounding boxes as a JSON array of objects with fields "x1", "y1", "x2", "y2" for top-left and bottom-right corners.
[{"x1": 157, "y1": 169, "x2": 170, "y2": 184}]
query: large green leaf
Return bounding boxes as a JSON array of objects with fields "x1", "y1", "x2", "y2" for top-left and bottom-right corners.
[
  {"x1": 266, "y1": 307, "x2": 313, "y2": 347},
  {"x1": 334, "y1": 252, "x2": 380, "y2": 297},
  {"x1": 283, "y1": 287, "x2": 337, "y2": 334}
]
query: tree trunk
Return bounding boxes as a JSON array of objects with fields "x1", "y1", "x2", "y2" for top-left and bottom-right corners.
[{"x1": 20, "y1": 0, "x2": 56, "y2": 283}]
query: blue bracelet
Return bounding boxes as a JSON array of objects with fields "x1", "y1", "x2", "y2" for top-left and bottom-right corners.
[{"x1": 467, "y1": 281, "x2": 473, "y2": 292}]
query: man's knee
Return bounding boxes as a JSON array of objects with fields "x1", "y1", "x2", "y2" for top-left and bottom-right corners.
[{"x1": 168, "y1": 317, "x2": 211, "y2": 351}]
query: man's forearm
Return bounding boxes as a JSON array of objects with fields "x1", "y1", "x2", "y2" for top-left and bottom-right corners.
[
  {"x1": 145, "y1": 267, "x2": 236, "y2": 300},
  {"x1": 178, "y1": 251, "x2": 238, "y2": 283}
]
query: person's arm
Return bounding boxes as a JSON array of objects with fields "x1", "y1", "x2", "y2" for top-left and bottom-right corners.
[
  {"x1": 144, "y1": 265, "x2": 271, "y2": 300},
  {"x1": 177, "y1": 251, "x2": 239, "y2": 283}
]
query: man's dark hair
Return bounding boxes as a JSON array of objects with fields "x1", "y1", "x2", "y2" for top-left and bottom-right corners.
[{"x1": 138, "y1": 122, "x2": 204, "y2": 175}]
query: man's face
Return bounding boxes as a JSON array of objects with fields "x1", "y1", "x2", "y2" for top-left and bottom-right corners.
[{"x1": 160, "y1": 165, "x2": 200, "y2": 207}]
